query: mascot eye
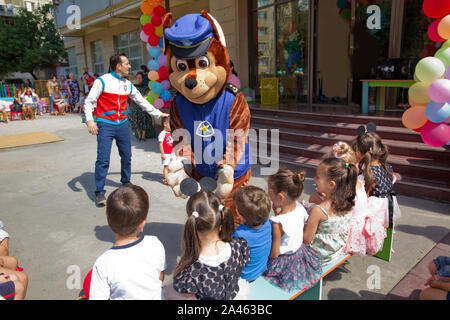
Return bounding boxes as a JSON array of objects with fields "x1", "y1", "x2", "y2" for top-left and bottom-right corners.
[
  {"x1": 197, "y1": 56, "x2": 210, "y2": 69},
  {"x1": 176, "y1": 60, "x2": 188, "y2": 72}
]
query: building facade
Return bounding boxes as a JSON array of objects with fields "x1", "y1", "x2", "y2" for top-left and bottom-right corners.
[{"x1": 55, "y1": 0, "x2": 433, "y2": 112}]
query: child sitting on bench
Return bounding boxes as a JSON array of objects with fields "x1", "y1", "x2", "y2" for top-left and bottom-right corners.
[
  {"x1": 304, "y1": 157, "x2": 355, "y2": 265},
  {"x1": 232, "y1": 186, "x2": 272, "y2": 282},
  {"x1": 264, "y1": 169, "x2": 322, "y2": 292}
]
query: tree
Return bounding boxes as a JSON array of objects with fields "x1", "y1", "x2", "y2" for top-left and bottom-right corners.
[{"x1": 0, "y1": 4, "x2": 66, "y2": 79}]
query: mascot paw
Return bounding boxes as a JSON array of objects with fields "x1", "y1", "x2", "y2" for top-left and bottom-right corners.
[
  {"x1": 214, "y1": 164, "x2": 234, "y2": 200},
  {"x1": 167, "y1": 157, "x2": 191, "y2": 199}
]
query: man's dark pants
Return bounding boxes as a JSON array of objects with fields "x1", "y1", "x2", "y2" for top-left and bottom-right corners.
[{"x1": 95, "y1": 120, "x2": 131, "y2": 195}]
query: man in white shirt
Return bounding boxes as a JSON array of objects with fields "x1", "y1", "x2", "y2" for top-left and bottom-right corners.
[{"x1": 84, "y1": 53, "x2": 168, "y2": 205}]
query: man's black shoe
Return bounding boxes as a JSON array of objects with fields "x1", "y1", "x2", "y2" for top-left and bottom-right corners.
[{"x1": 96, "y1": 193, "x2": 106, "y2": 206}]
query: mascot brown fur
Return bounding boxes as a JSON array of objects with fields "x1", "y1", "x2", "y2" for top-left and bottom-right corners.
[{"x1": 163, "y1": 11, "x2": 251, "y2": 227}]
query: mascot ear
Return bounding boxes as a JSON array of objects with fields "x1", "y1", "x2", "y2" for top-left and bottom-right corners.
[
  {"x1": 201, "y1": 10, "x2": 227, "y2": 48},
  {"x1": 162, "y1": 12, "x2": 173, "y2": 55}
]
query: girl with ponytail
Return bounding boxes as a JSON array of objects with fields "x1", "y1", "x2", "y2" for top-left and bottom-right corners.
[
  {"x1": 172, "y1": 191, "x2": 250, "y2": 300},
  {"x1": 304, "y1": 157, "x2": 356, "y2": 265},
  {"x1": 264, "y1": 169, "x2": 322, "y2": 292}
]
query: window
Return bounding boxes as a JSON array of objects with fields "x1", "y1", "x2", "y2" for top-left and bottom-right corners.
[
  {"x1": 25, "y1": 1, "x2": 33, "y2": 12},
  {"x1": 91, "y1": 40, "x2": 104, "y2": 75},
  {"x1": 65, "y1": 47, "x2": 78, "y2": 77},
  {"x1": 258, "y1": 27, "x2": 268, "y2": 36},
  {"x1": 114, "y1": 31, "x2": 143, "y2": 73}
]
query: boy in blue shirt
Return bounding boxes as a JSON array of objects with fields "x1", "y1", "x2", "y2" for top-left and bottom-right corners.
[{"x1": 233, "y1": 186, "x2": 272, "y2": 282}]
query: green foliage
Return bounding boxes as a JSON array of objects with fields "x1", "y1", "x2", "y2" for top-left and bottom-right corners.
[{"x1": 0, "y1": 4, "x2": 66, "y2": 78}]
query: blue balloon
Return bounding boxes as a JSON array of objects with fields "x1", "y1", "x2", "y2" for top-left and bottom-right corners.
[
  {"x1": 151, "y1": 82, "x2": 164, "y2": 95},
  {"x1": 149, "y1": 47, "x2": 161, "y2": 59},
  {"x1": 159, "y1": 37, "x2": 164, "y2": 48},
  {"x1": 161, "y1": 90, "x2": 172, "y2": 102},
  {"x1": 426, "y1": 101, "x2": 450, "y2": 123},
  {"x1": 148, "y1": 60, "x2": 160, "y2": 71}
]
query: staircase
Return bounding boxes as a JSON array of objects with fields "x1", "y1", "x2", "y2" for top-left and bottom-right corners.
[{"x1": 250, "y1": 106, "x2": 450, "y2": 202}]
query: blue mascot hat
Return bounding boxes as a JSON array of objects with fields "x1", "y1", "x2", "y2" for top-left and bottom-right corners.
[{"x1": 164, "y1": 13, "x2": 214, "y2": 60}]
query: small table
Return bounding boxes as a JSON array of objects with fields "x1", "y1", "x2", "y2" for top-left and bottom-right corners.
[{"x1": 361, "y1": 79, "x2": 415, "y2": 114}]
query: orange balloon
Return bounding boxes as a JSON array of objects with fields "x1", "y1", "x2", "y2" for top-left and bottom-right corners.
[
  {"x1": 148, "y1": 70, "x2": 159, "y2": 81},
  {"x1": 141, "y1": 1, "x2": 155, "y2": 15},
  {"x1": 402, "y1": 107, "x2": 428, "y2": 130},
  {"x1": 438, "y1": 14, "x2": 450, "y2": 40},
  {"x1": 148, "y1": 0, "x2": 162, "y2": 7},
  {"x1": 408, "y1": 98, "x2": 428, "y2": 108}
]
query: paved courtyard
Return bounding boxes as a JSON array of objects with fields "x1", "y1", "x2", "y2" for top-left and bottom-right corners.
[{"x1": 0, "y1": 113, "x2": 449, "y2": 300}]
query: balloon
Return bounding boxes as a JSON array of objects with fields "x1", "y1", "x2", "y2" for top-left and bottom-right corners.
[
  {"x1": 423, "y1": 0, "x2": 450, "y2": 19},
  {"x1": 158, "y1": 66, "x2": 169, "y2": 80},
  {"x1": 148, "y1": 81, "x2": 157, "y2": 90},
  {"x1": 408, "y1": 82, "x2": 431, "y2": 104},
  {"x1": 159, "y1": 37, "x2": 164, "y2": 48},
  {"x1": 143, "y1": 23, "x2": 155, "y2": 36},
  {"x1": 446, "y1": 66, "x2": 450, "y2": 79},
  {"x1": 413, "y1": 122, "x2": 428, "y2": 133},
  {"x1": 146, "y1": 94, "x2": 155, "y2": 105},
  {"x1": 438, "y1": 14, "x2": 450, "y2": 40},
  {"x1": 151, "y1": 82, "x2": 164, "y2": 95},
  {"x1": 428, "y1": 79, "x2": 450, "y2": 102},
  {"x1": 140, "y1": 15, "x2": 152, "y2": 26},
  {"x1": 151, "y1": 15, "x2": 162, "y2": 27},
  {"x1": 148, "y1": 91, "x2": 160, "y2": 101},
  {"x1": 415, "y1": 57, "x2": 446, "y2": 83},
  {"x1": 428, "y1": 19, "x2": 446, "y2": 42},
  {"x1": 426, "y1": 101, "x2": 450, "y2": 123},
  {"x1": 161, "y1": 90, "x2": 172, "y2": 102},
  {"x1": 442, "y1": 40, "x2": 450, "y2": 50},
  {"x1": 148, "y1": 34, "x2": 160, "y2": 47},
  {"x1": 421, "y1": 122, "x2": 450, "y2": 147},
  {"x1": 140, "y1": 30, "x2": 149, "y2": 42},
  {"x1": 148, "y1": 0, "x2": 162, "y2": 7},
  {"x1": 435, "y1": 47, "x2": 450, "y2": 67},
  {"x1": 141, "y1": 2, "x2": 155, "y2": 15},
  {"x1": 161, "y1": 80, "x2": 171, "y2": 90},
  {"x1": 148, "y1": 60, "x2": 160, "y2": 71},
  {"x1": 153, "y1": 5, "x2": 166, "y2": 17},
  {"x1": 409, "y1": 98, "x2": 428, "y2": 108},
  {"x1": 155, "y1": 25, "x2": 164, "y2": 37},
  {"x1": 341, "y1": 8, "x2": 351, "y2": 20},
  {"x1": 154, "y1": 98, "x2": 164, "y2": 109},
  {"x1": 158, "y1": 54, "x2": 167, "y2": 66},
  {"x1": 163, "y1": 100, "x2": 171, "y2": 109},
  {"x1": 402, "y1": 107, "x2": 428, "y2": 130},
  {"x1": 148, "y1": 70, "x2": 159, "y2": 81},
  {"x1": 149, "y1": 47, "x2": 161, "y2": 59}
]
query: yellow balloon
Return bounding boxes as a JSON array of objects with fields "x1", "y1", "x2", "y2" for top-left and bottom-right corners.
[
  {"x1": 155, "y1": 25, "x2": 164, "y2": 37},
  {"x1": 438, "y1": 15, "x2": 450, "y2": 40},
  {"x1": 408, "y1": 82, "x2": 431, "y2": 104},
  {"x1": 442, "y1": 40, "x2": 450, "y2": 50}
]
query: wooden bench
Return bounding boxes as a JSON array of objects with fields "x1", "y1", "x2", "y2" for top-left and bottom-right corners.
[{"x1": 248, "y1": 253, "x2": 352, "y2": 300}]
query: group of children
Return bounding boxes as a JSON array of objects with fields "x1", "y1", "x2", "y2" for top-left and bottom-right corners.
[{"x1": 81, "y1": 126, "x2": 405, "y2": 300}]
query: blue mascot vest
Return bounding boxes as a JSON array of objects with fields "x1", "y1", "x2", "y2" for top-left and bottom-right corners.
[{"x1": 175, "y1": 88, "x2": 251, "y2": 180}]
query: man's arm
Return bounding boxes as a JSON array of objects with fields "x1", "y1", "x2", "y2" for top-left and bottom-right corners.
[
  {"x1": 84, "y1": 79, "x2": 103, "y2": 135},
  {"x1": 129, "y1": 85, "x2": 168, "y2": 119}
]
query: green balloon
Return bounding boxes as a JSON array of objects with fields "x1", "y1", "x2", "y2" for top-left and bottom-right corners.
[
  {"x1": 146, "y1": 95, "x2": 155, "y2": 105},
  {"x1": 408, "y1": 82, "x2": 431, "y2": 104},
  {"x1": 140, "y1": 14, "x2": 151, "y2": 26},
  {"x1": 442, "y1": 40, "x2": 450, "y2": 50},
  {"x1": 435, "y1": 47, "x2": 450, "y2": 68},
  {"x1": 415, "y1": 57, "x2": 445, "y2": 83},
  {"x1": 148, "y1": 81, "x2": 157, "y2": 90}
]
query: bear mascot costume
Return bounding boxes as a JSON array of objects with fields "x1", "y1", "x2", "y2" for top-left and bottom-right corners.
[{"x1": 162, "y1": 11, "x2": 251, "y2": 227}]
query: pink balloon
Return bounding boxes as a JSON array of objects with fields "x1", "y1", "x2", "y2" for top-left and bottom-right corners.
[
  {"x1": 140, "y1": 31, "x2": 149, "y2": 42},
  {"x1": 428, "y1": 19, "x2": 446, "y2": 42},
  {"x1": 158, "y1": 54, "x2": 167, "y2": 66},
  {"x1": 421, "y1": 121, "x2": 450, "y2": 147},
  {"x1": 161, "y1": 80, "x2": 171, "y2": 90},
  {"x1": 428, "y1": 79, "x2": 450, "y2": 102},
  {"x1": 445, "y1": 66, "x2": 450, "y2": 79},
  {"x1": 154, "y1": 98, "x2": 164, "y2": 109}
]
